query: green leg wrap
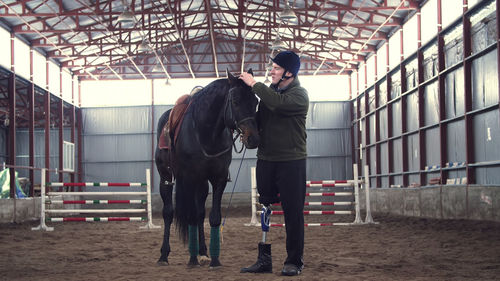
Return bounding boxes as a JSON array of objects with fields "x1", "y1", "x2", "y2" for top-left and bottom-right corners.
[
  {"x1": 188, "y1": 225, "x2": 199, "y2": 257},
  {"x1": 209, "y1": 226, "x2": 220, "y2": 257}
]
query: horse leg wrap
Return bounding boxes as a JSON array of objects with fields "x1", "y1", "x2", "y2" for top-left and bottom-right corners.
[
  {"x1": 261, "y1": 205, "x2": 271, "y2": 243},
  {"x1": 209, "y1": 226, "x2": 220, "y2": 258},
  {"x1": 188, "y1": 225, "x2": 199, "y2": 257}
]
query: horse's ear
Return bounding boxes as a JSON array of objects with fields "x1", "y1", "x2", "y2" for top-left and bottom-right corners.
[
  {"x1": 226, "y1": 69, "x2": 237, "y2": 85},
  {"x1": 247, "y1": 68, "x2": 253, "y2": 76}
]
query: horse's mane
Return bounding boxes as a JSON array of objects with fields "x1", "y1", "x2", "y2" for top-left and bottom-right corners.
[{"x1": 190, "y1": 79, "x2": 230, "y2": 109}]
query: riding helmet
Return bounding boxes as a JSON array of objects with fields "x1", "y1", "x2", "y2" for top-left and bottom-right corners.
[{"x1": 271, "y1": 50, "x2": 301, "y2": 77}]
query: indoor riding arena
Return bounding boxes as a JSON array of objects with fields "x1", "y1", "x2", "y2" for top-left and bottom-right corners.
[{"x1": 1, "y1": 1, "x2": 500, "y2": 281}]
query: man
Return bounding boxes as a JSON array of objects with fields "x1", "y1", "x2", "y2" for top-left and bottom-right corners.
[{"x1": 239, "y1": 50, "x2": 309, "y2": 276}]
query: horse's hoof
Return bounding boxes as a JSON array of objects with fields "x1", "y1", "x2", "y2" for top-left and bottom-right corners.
[
  {"x1": 157, "y1": 260, "x2": 169, "y2": 266},
  {"x1": 199, "y1": 255, "x2": 210, "y2": 266},
  {"x1": 187, "y1": 256, "x2": 200, "y2": 268},
  {"x1": 209, "y1": 258, "x2": 222, "y2": 268}
]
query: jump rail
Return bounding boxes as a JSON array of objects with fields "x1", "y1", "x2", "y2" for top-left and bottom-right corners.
[
  {"x1": 32, "y1": 169, "x2": 160, "y2": 231},
  {"x1": 245, "y1": 164, "x2": 377, "y2": 227}
]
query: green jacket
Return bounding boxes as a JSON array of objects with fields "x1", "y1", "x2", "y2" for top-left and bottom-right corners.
[{"x1": 252, "y1": 78, "x2": 309, "y2": 161}]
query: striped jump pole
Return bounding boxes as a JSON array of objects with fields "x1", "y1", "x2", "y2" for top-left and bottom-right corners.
[
  {"x1": 245, "y1": 164, "x2": 363, "y2": 227},
  {"x1": 31, "y1": 170, "x2": 53, "y2": 231},
  {"x1": 244, "y1": 167, "x2": 259, "y2": 226},
  {"x1": 32, "y1": 169, "x2": 160, "y2": 231}
]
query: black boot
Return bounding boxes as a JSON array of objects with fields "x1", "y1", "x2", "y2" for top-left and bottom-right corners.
[{"x1": 240, "y1": 242, "x2": 272, "y2": 273}]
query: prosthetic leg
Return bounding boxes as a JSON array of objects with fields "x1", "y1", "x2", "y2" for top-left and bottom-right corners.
[{"x1": 240, "y1": 205, "x2": 272, "y2": 273}]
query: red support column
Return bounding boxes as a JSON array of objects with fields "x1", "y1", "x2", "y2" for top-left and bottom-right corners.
[
  {"x1": 463, "y1": 7, "x2": 474, "y2": 184},
  {"x1": 59, "y1": 68, "x2": 64, "y2": 182},
  {"x1": 150, "y1": 80, "x2": 155, "y2": 191},
  {"x1": 29, "y1": 48, "x2": 35, "y2": 196},
  {"x1": 45, "y1": 58, "x2": 50, "y2": 183},
  {"x1": 436, "y1": 1, "x2": 447, "y2": 185},
  {"x1": 77, "y1": 80, "x2": 83, "y2": 183},
  {"x1": 417, "y1": 9, "x2": 426, "y2": 186},
  {"x1": 58, "y1": 98, "x2": 64, "y2": 183},
  {"x1": 374, "y1": 79, "x2": 381, "y2": 188},
  {"x1": 400, "y1": 28, "x2": 409, "y2": 187},
  {"x1": 497, "y1": 0, "x2": 500, "y2": 123},
  {"x1": 386, "y1": 43, "x2": 394, "y2": 186},
  {"x1": 8, "y1": 74, "x2": 16, "y2": 198},
  {"x1": 8, "y1": 33, "x2": 16, "y2": 198}
]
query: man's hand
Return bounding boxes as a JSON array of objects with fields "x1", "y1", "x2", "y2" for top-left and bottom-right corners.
[{"x1": 239, "y1": 72, "x2": 257, "y2": 87}]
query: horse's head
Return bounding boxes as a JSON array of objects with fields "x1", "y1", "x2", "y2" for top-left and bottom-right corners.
[{"x1": 226, "y1": 69, "x2": 260, "y2": 149}]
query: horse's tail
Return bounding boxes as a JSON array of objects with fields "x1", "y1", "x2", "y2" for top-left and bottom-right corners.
[{"x1": 173, "y1": 182, "x2": 195, "y2": 244}]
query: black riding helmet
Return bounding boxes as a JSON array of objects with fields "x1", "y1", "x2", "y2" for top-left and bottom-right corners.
[{"x1": 270, "y1": 50, "x2": 301, "y2": 83}]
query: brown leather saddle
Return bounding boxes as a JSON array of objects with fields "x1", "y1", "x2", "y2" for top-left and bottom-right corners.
[{"x1": 159, "y1": 94, "x2": 193, "y2": 150}]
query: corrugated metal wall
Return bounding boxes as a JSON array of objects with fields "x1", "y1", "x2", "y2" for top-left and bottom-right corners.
[
  {"x1": 0, "y1": 129, "x2": 76, "y2": 184},
  {"x1": 353, "y1": 1, "x2": 500, "y2": 187},
  {"x1": 81, "y1": 101, "x2": 352, "y2": 194}
]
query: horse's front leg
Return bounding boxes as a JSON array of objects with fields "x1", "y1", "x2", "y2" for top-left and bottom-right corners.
[
  {"x1": 196, "y1": 182, "x2": 210, "y2": 265},
  {"x1": 187, "y1": 180, "x2": 209, "y2": 267},
  {"x1": 158, "y1": 181, "x2": 174, "y2": 265},
  {"x1": 207, "y1": 178, "x2": 227, "y2": 268}
]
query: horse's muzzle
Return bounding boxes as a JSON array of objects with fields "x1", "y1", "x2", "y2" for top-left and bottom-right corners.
[
  {"x1": 244, "y1": 134, "x2": 260, "y2": 149},
  {"x1": 239, "y1": 123, "x2": 259, "y2": 149}
]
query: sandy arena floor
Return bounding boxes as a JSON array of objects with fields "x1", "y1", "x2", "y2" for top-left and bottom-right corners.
[{"x1": 1, "y1": 208, "x2": 500, "y2": 281}]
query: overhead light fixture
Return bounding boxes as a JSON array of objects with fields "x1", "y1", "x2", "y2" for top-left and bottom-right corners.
[
  {"x1": 117, "y1": 7, "x2": 135, "y2": 23},
  {"x1": 137, "y1": 40, "x2": 151, "y2": 52},
  {"x1": 264, "y1": 76, "x2": 271, "y2": 84},
  {"x1": 279, "y1": 2, "x2": 297, "y2": 21},
  {"x1": 165, "y1": 78, "x2": 171, "y2": 86},
  {"x1": 270, "y1": 37, "x2": 287, "y2": 50}
]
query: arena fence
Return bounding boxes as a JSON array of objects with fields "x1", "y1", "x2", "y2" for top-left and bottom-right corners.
[
  {"x1": 32, "y1": 169, "x2": 160, "y2": 231},
  {"x1": 245, "y1": 164, "x2": 376, "y2": 227}
]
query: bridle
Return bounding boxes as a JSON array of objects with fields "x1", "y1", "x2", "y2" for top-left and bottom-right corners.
[{"x1": 224, "y1": 88, "x2": 256, "y2": 153}]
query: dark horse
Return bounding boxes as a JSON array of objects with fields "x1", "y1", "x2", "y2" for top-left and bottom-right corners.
[{"x1": 155, "y1": 70, "x2": 259, "y2": 268}]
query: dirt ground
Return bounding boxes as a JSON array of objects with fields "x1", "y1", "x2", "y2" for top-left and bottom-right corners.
[{"x1": 1, "y1": 207, "x2": 500, "y2": 281}]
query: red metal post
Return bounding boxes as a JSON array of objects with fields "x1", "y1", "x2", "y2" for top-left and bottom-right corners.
[
  {"x1": 29, "y1": 48, "x2": 35, "y2": 196},
  {"x1": 400, "y1": 28, "x2": 408, "y2": 187},
  {"x1": 45, "y1": 58, "x2": 50, "y2": 183},
  {"x1": 8, "y1": 33, "x2": 16, "y2": 198},
  {"x1": 463, "y1": 6, "x2": 474, "y2": 184}
]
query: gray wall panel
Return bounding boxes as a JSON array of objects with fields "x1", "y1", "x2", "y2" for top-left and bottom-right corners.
[
  {"x1": 83, "y1": 107, "x2": 151, "y2": 134},
  {"x1": 473, "y1": 110, "x2": 500, "y2": 164},
  {"x1": 392, "y1": 100, "x2": 402, "y2": 135},
  {"x1": 379, "y1": 107, "x2": 388, "y2": 140},
  {"x1": 406, "y1": 92, "x2": 419, "y2": 132},
  {"x1": 307, "y1": 102, "x2": 350, "y2": 128},
  {"x1": 307, "y1": 129, "x2": 350, "y2": 157},
  {"x1": 472, "y1": 50, "x2": 499, "y2": 110},
  {"x1": 447, "y1": 121, "x2": 466, "y2": 163},
  {"x1": 424, "y1": 82, "x2": 439, "y2": 126},
  {"x1": 444, "y1": 68, "x2": 465, "y2": 119},
  {"x1": 407, "y1": 133, "x2": 419, "y2": 171},
  {"x1": 390, "y1": 70, "x2": 401, "y2": 100},
  {"x1": 393, "y1": 138, "x2": 403, "y2": 173},
  {"x1": 380, "y1": 142, "x2": 389, "y2": 175},
  {"x1": 425, "y1": 127, "x2": 440, "y2": 167},
  {"x1": 369, "y1": 114, "x2": 376, "y2": 144}
]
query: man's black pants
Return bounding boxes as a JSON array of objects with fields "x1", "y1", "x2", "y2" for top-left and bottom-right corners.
[{"x1": 256, "y1": 158, "x2": 306, "y2": 268}]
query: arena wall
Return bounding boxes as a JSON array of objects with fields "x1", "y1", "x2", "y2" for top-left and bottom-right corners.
[{"x1": 2, "y1": 185, "x2": 500, "y2": 223}]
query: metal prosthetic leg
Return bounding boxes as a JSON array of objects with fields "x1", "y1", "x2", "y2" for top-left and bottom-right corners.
[{"x1": 240, "y1": 205, "x2": 272, "y2": 273}]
